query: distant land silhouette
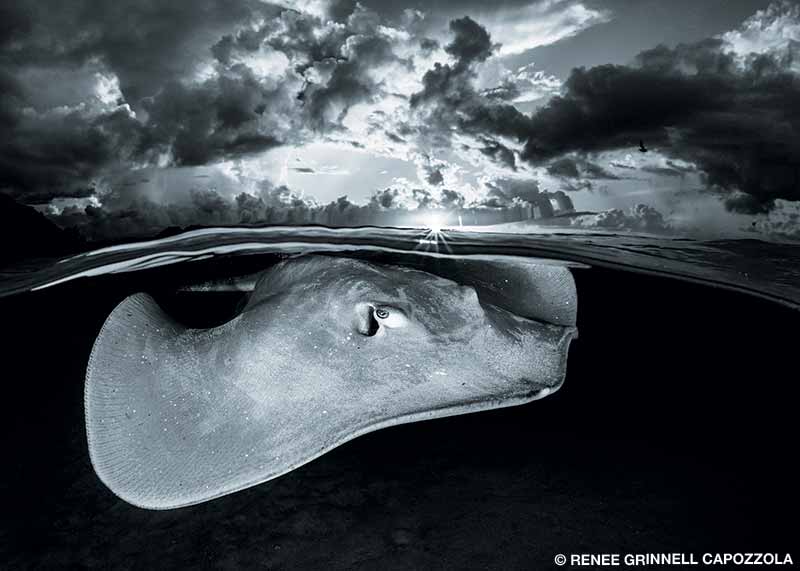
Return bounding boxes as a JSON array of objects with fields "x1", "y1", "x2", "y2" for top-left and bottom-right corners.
[{"x1": 0, "y1": 195, "x2": 84, "y2": 267}]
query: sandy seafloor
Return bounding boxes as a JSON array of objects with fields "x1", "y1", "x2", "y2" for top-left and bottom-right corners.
[{"x1": 0, "y1": 227, "x2": 798, "y2": 569}]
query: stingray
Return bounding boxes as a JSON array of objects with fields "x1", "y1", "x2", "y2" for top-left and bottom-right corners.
[{"x1": 85, "y1": 255, "x2": 578, "y2": 509}]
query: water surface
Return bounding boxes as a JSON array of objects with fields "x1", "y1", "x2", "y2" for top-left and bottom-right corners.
[{"x1": 1, "y1": 227, "x2": 798, "y2": 310}]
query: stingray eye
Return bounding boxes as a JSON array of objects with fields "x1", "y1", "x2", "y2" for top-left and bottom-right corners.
[{"x1": 373, "y1": 306, "x2": 408, "y2": 328}]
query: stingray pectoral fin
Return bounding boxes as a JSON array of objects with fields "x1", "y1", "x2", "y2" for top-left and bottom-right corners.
[
  {"x1": 85, "y1": 294, "x2": 270, "y2": 511},
  {"x1": 85, "y1": 294, "x2": 256, "y2": 510},
  {"x1": 85, "y1": 293, "x2": 189, "y2": 508},
  {"x1": 86, "y1": 293, "x2": 341, "y2": 510}
]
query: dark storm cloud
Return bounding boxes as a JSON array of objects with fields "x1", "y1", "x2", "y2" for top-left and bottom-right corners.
[
  {"x1": 520, "y1": 37, "x2": 800, "y2": 212},
  {"x1": 547, "y1": 157, "x2": 580, "y2": 178},
  {"x1": 425, "y1": 169, "x2": 445, "y2": 186},
  {"x1": 0, "y1": 0, "x2": 408, "y2": 202},
  {"x1": 410, "y1": 16, "x2": 533, "y2": 167},
  {"x1": 5, "y1": 0, "x2": 797, "y2": 240},
  {"x1": 548, "y1": 157, "x2": 619, "y2": 179},
  {"x1": 0, "y1": 0, "x2": 291, "y2": 200},
  {"x1": 2, "y1": 1, "x2": 588, "y2": 210},
  {"x1": 444, "y1": 17, "x2": 496, "y2": 68},
  {"x1": 139, "y1": 68, "x2": 293, "y2": 166},
  {"x1": 214, "y1": 5, "x2": 409, "y2": 131},
  {"x1": 0, "y1": 71, "x2": 25, "y2": 128},
  {"x1": 0, "y1": 107, "x2": 143, "y2": 202},
  {"x1": 1, "y1": 63, "x2": 297, "y2": 201},
  {"x1": 405, "y1": 5, "x2": 799, "y2": 213},
  {"x1": 302, "y1": 34, "x2": 407, "y2": 130},
  {"x1": 410, "y1": 17, "x2": 491, "y2": 109},
  {"x1": 411, "y1": 17, "x2": 514, "y2": 119},
  {"x1": 521, "y1": 56, "x2": 721, "y2": 160},
  {"x1": 0, "y1": 0, "x2": 264, "y2": 101},
  {"x1": 460, "y1": 103, "x2": 533, "y2": 141},
  {"x1": 419, "y1": 38, "x2": 440, "y2": 53},
  {"x1": 478, "y1": 139, "x2": 517, "y2": 170}
]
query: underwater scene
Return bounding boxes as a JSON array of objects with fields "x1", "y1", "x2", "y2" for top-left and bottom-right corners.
[{"x1": 1, "y1": 227, "x2": 798, "y2": 567}]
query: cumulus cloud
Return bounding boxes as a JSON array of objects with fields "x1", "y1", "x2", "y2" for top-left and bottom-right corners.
[
  {"x1": 0, "y1": 0, "x2": 415, "y2": 203},
  {"x1": 1, "y1": 0, "x2": 264, "y2": 100},
  {"x1": 49, "y1": 181, "x2": 321, "y2": 240},
  {"x1": 480, "y1": 62, "x2": 563, "y2": 104},
  {"x1": 45, "y1": 171, "x2": 579, "y2": 240},
  {"x1": 409, "y1": 15, "x2": 534, "y2": 164},
  {"x1": 721, "y1": 1, "x2": 800, "y2": 70},
  {"x1": 479, "y1": 177, "x2": 574, "y2": 216},
  {"x1": 3, "y1": 0, "x2": 800, "y2": 241},
  {"x1": 0, "y1": 0, "x2": 609, "y2": 215},
  {"x1": 751, "y1": 199, "x2": 800, "y2": 240},
  {"x1": 520, "y1": 2, "x2": 800, "y2": 214},
  {"x1": 570, "y1": 204, "x2": 672, "y2": 234},
  {"x1": 465, "y1": 0, "x2": 609, "y2": 56}
]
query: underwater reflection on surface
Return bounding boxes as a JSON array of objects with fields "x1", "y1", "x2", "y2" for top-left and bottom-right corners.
[{"x1": 2, "y1": 227, "x2": 798, "y2": 310}]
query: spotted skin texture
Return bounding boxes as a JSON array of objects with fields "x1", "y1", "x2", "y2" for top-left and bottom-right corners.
[{"x1": 85, "y1": 256, "x2": 577, "y2": 509}]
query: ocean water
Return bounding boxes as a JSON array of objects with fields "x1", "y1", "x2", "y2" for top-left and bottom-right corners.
[
  {"x1": 1, "y1": 227, "x2": 798, "y2": 567},
  {"x1": 1, "y1": 226, "x2": 799, "y2": 309}
]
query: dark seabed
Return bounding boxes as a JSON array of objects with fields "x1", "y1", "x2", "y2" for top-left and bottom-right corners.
[{"x1": 0, "y1": 228, "x2": 798, "y2": 569}]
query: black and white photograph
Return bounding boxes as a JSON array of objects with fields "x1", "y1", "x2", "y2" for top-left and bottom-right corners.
[{"x1": 0, "y1": 0, "x2": 798, "y2": 568}]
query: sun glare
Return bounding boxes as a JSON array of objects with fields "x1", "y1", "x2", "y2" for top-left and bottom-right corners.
[
  {"x1": 415, "y1": 213, "x2": 453, "y2": 253},
  {"x1": 424, "y1": 215, "x2": 445, "y2": 233}
]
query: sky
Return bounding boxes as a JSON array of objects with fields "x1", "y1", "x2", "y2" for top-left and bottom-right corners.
[{"x1": 1, "y1": 0, "x2": 799, "y2": 240}]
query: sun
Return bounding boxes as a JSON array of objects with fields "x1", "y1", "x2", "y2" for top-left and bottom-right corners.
[
  {"x1": 415, "y1": 213, "x2": 453, "y2": 252},
  {"x1": 424, "y1": 214, "x2": 445, "y2": 233}
]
